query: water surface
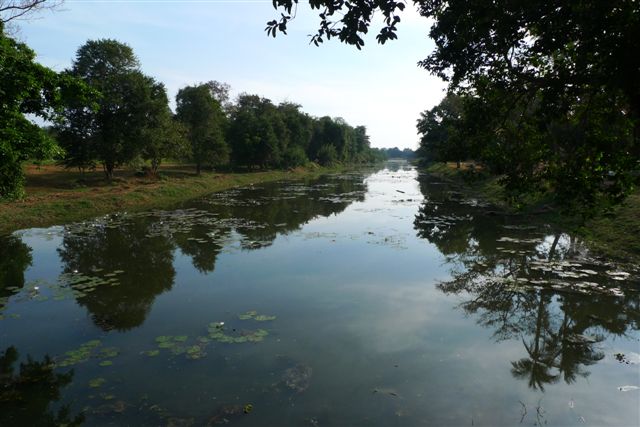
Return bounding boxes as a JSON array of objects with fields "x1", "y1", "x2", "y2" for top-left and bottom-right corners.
[{"x1": 1, "y1": 163, "x2": 639, "y2": 426}]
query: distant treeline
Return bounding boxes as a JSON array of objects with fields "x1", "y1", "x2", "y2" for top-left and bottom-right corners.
[
  {"x1": 1, "y1": 33, "x2": 385, "y2": 199},
  {"x1": 378, "y1": 147, "x2": 415, "y2": 160}
]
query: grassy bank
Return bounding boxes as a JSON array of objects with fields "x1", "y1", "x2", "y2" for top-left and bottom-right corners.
[
  {"x1": 424, "y1": 162, "x2": 640, "y2": 263},
  {"x1": 0, "y1": 163, "x2": 342, "y2": 235}
]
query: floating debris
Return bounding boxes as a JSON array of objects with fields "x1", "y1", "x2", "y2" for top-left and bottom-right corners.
[
  {"x1": 614, "y1": 352, "x2": 640, "y2": 365},
  {"x1": 617, "y1": 385, "x2": 639, "y2": 392},
  {"x1": 372, "y1": 387, "x2": 400, "y2": 398},
  {"x1": 281, "y1": 364, "x2": 313, "y2": 393},
  {"x1": 207, "y1": 404, "x2": 248, "y2": 425}
]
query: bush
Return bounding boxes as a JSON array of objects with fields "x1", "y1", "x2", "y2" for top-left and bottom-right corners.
[
  {"x1": 316, "y1": 144, "x2": 338, "y2": 166},
  {"x1": 281, "y1": 146, "x2": 308, "y2": 168}
]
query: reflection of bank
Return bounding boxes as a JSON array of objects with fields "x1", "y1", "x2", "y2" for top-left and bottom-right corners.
[
  {"x1": 58, "y1": 217, "x2": 176, "y2": 331},
  {"x1": 414, "y1": 173, "x2": 638, "y2": 391},
  {"x1": 0, "y1": 235, "x2": 32, "y2": 313},
  {"x1": 0, "y1": 346, "x2": 84, "y2": 427},
  {"x1": 54, "y1": 172, "x2": 369, "y2": 331}
]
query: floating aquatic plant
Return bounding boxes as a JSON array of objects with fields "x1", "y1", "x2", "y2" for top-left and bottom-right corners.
[
  {"x1": 89, "y1": 377, "x2": 106, "y2": 388},
  {"x1": 238, "y1": 311, "x2": 276, "y2": 322},
  {"x1": 99, "y1": 347, "x2": 119, "y2": 358},
  {"x1": 207, "y1": 322, "x2": 269, "y2": 344},
  {"x1": 238, "y1": 311, "x2": 257, "y2": 320},
  {"x1": 57, "y1": 339, "x2": 111, "y2": 367}
]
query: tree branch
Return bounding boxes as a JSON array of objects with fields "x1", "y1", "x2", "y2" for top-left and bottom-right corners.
[{"x1": 0, "y1": 0, "x2": 62, "y2": 24}]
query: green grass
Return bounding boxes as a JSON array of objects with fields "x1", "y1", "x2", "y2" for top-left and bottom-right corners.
[{"x1": 0, "y1": 165, "x2": 343, "y2": 235}]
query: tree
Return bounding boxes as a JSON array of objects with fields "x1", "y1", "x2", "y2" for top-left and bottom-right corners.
[
  {"x1": 268, "y1": 1, "x2": 640, "y2": 208},
  {"x1": 417, "y1": 93, "x2": 468, "y2": 168},
  {"x1": 227, "y1": 94, "x2": 286, "y2": 169},
  {"x1": 141, "y1": 112, "x2": 188, "y2": 175},
  {"x1": 176, "y1": 84, "x2": 229, "y2": 174},
  {"x1": 139, "y1": 84, "x2": 189, "y2": 174},
  {"x1": 59, "y1": 39, "x2": 169, "y2": 179},
  {"x1": 0, "y1": 23, "x2": 86, "y2": 199},
  {"x1": 204, "y1": 80, "x2": 233, "y2": 113},
  {"x1": 278, "y1": 102, "x2": 312, "y2": 167}
]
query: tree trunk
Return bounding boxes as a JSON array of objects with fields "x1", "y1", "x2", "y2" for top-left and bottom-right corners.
[
  {"x1": 196, "y1": 162, "x2": 201, "y2": 175},
  {"x1": 103, "y1": 161, "x2": 114, "y2": 180},
  {"x1": 548, "y1": 233, "x2": 561, "y2": 261}
]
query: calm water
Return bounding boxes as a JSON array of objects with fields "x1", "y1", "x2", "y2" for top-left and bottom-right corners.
[{"x1": 1, "y1": 163, "x2": 639, "y2": 426}]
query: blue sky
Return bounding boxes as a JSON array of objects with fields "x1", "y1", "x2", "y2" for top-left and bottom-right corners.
[{"x1": 18, "y1": 1, "x2": 447, "y2": 149}]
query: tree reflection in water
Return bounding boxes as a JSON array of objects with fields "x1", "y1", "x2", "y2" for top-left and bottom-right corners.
[
  {"x1": 0, "y1": 235, "x2": 32, "y2": 313},
  {"x1": 57, "y1": 173, "x2": 367, "y2": 330},
  {"x1": 0, "y1": 346, "x2": 84, "y2": 426},
  {"x1": 414, "y1": 174, "x2": 638, "y2": 391}
]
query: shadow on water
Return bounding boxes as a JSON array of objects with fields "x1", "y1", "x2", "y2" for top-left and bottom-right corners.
[
  {"x1": 0, "y1": 346, "x2": 84, "y2": 426},
  {"x1": 414, "y1": 173, "x2": 640, "y2": 391}
]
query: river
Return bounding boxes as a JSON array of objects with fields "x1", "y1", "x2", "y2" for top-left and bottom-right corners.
[{"x1": 1, "y1": 162, "x2": 638, "y2": 426}]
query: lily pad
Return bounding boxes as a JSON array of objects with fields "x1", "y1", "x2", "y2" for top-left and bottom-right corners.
[
  {"x1": 238, "y1": 310, "x2": 258, "y2": 320},
  {"x1": 89, "y1": 377, "x2": 106, "y2": 388},
  {"x1": 99, "y1": 360, "x2": 113, "y2": 367},
  {"x1": 99, "y1": 347, "x2": 119, "y2": 358},
  {"x1": 158, "y1": 341, "x2": 175, "y2": 349}
]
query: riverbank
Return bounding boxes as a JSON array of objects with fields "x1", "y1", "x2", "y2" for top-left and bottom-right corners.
[
  {"x1": 0, "y1": 163, "x2": 343, "y2": 235},
  {"x1": 423, "y1": 162, "x2": 640, "y2": 263}
]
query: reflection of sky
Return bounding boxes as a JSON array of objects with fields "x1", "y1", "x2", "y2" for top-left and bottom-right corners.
[{"x1": 2, "y1": 165, "x2": 639, "y2": 426}]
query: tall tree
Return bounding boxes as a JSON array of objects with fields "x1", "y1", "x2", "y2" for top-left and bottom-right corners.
[
  {"x1": 0, "y1": 23, "x2": 86, "y2": 199},
  {"x1": 176, "y1": 84, "x2": 229, "y2": 174},
  {"x1": 417, "y1": 94, "x2": 468, "y2": 168},
  {"x1": 227, "y1": 94, "x2": 286, "y2": 169},
  {"x1": 204, "y1": 80, "x2": 233, "y2": 113},
  {"x1": 59, "y1": 39, "x2": 168, "y2": 179},
  {"x1": 278, "y1": 102, "x2": 312, "y2": 167}
]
